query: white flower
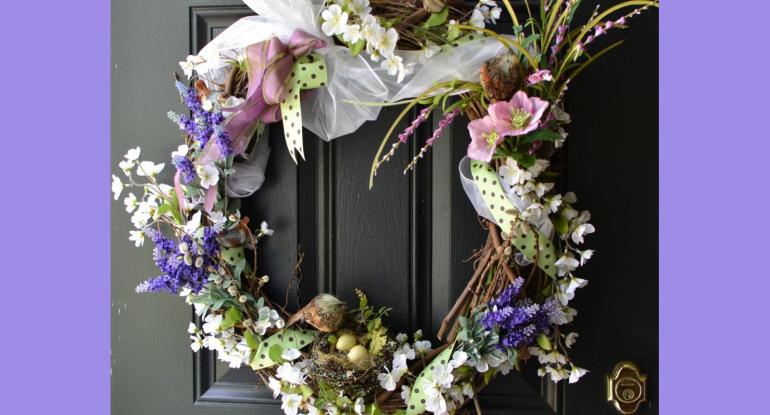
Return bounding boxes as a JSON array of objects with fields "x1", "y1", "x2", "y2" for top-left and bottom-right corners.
[
  {"x1": 124, "y1": 146, "x2": 141, "y2": 161},
  {"x1": 171, "y1": 144, "x2": 189, "y2": 160},
  {"x1": 361, "y1": 15, "x2": 381, "y2": 44},
  {"x1": 579, "y1": 249, "x2": 594, "y2": 266},
  {"x1": 448, "y1": 351, "x2": 468, "y2": 368},
  {"x1": 544, "y1": 365, "x2": 569, "y2": 382},
  {"x1": 268, "y1": 376, "x2": 283, "y2": 398},
  {"x1": 128, "y1": 230, "x2": 145, "y2": 247},
  {"x1": 378, "y1": 28, "x2": 399, "y2": 56},
  {"x1": 546, "y1": 194, "x2": 562, "y2": 213},
  {"x1": 342, "y1": 23, "x2": 362, "y2": 44},
  {"x1": 534, "y1": 182, "x2": 554, "y2": 198},
  {"x1": 187, "y1": 322, "x2": 199, "y2": 334},
  {"x1": 499, "y1": 158, "x2": 532, "y2": 189},
  {"x1": 281, "y1": 348, "x2": 301, "y2": 361},
  {"x1": 260, "y1": 221, "x2": 274, "y2": 236},
  {"x1": 349, "y1": 0, "x2": 371, "y2": 16},
  {"x1": 391, "y1": 353, "x2": 409, "y2": 380},
  {"x1": 563, "y1": 191, "x2": 577, "y2": 204},
  {"x1": 184, "y1": 211, "x2": 202, "y2": 235},
  {"x1": 554, "y1": 252, "x2": 579, "y2": 277},
  {"x1": 136, "y1": 161, "x2": 165, "y2": 178},
  {"x1": 123, "y1": 193, "x2": 138, "y2": 213},
  {"x1": 556, "y1": 276, "x2": 588, "y2": 305},
  {"x1": 118, "y1": 159, "x2": 134, "y2": 176},
  {"x1": 179, "y1": 55, "x2": 204, "y2": 79},
  {"x1": 190, "y1": 336, "x2": 203, "y2": 352},
  {"x1": 196, "y1": 163, "x2": 219, "y2": 189},
  {"x1": 111, "y1": 175, "x2": 124, "y2": 200},
  {"x1": 208, "y1": 211, "x2": 227, "y2": 232},
  {"x1": 538, "y1": 350, "x2": 567, "y2": 365},
  {"x1": 281, "y1": 393, "x2": 303, "y2": 415},
  {"x1": 202, "y1": 313, "x2": 223, "y2": 334},
  {"x1": 414, "y1": 340, "x2": 432, "y2": 355},
  {"x1": 420, "y1": 42, "x2": 441, "y2": 62},
  {"x1": 381, "y1": 53, "x2": 408, "y2": 83},
  {"x1": 564, "y1": 332, "x2": 578, "y2": 348},
  {"x1": 321, "y1": 5, "x2": 349, "y2": 36},
  {"x1": 130, "y1": 202, "x2": 152, "y2": 229},
  {"x1": 353, "y1": 397, "x2": 365, "y2": 415},
  {"x1": 569, "y1": 365, "x2": 588, "y2": 383},
  {"x1": 571, "y1": 223, "x2": 595, "y2": 244},
  {"x1": 276, "y1": 362, "x2": 306, "y2": 385},
  {"x1": 400, "y1": 385, "x2": 411, "y2": 402},
  {"x1": 430, "y1": 363, "x2": 454, "y2": 389},
  {"x1": 394, "y1": 343, "x2": 415, "y2": 361},
  {"x1": 424, "y1": 383, "x2": 448, "y2": 414},
  {"x1": 396, "y1": 333, "x2": 408, "y2": 344},
  {"x1": 469, "y1": 8, "x2": 485, "y2": 28},
  {"x1": 377, "y1": 370, "x2": 397, "y2": 391},
  {"x1": 462, "y1": 382, "x2": 474, "y2": 398}
]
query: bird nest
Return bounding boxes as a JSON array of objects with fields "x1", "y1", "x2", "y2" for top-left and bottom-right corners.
[{"x1": 306, "y1": 333, "x2": 395, "y2": 401}]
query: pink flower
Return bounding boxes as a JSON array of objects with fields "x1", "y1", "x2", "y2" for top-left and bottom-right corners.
[
  {"x1": 467, "y1": 116, "x2": 505, "y2": 162},
  {"x1": 527, "y1": 69, "x2": 553, "y2": 85},
  {"x1": 489, "y1": 91, "x2": 549, "y2": 137}
]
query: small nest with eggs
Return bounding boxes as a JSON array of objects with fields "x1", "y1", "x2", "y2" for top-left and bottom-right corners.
[{"x1": 306, "y1": 333, "x2": 394, "y2": 400}]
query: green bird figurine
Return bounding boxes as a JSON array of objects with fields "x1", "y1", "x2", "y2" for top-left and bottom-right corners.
[{"x1": 286, "y1": 294, "x2": 347, "y2": 333}]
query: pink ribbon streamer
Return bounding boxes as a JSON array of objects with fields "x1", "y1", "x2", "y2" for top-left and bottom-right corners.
[{"x1": 198, "y1": 30, "x2": 325, "y2": 213}]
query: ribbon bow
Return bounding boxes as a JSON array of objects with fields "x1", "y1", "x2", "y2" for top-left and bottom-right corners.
[{"x1": 209, "y1": 30, "x2": 327, "y2": 164}]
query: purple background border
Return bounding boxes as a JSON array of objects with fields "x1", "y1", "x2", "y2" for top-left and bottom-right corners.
[{"x1": 0, "y1": 0, "x2": 766, "y2": 414}]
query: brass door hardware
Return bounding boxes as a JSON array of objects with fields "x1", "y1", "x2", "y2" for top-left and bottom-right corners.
[{"x1": 606, "y1": 361, "x2": 647, "y2": 414}]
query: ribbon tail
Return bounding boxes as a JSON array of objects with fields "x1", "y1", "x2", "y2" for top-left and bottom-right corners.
[
  {"x1": 173, "y1": 171, "x2": 186, "y2": 218},
  {"x1": 203, "y1": 185, "x2": 218, "y2": 213}
]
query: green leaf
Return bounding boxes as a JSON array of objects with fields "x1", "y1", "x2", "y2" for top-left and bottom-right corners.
[
  {"x1": 552, "y1": 214, "x2": 569, "y2": 235},
  {"x1": 300, "y1": 384, "x2": 314, "y2": 399},
  {"x1": 233, "y1": 259, "x2": 247, "y2": 282},
  {"x1": 221, "y1": 306, "x2": 243, "y2": 330},
  {"x1": 537, "y1": 333, "x2": 552, "y2": 351},
  {"x1": 423, "y1": 6, "x2": 448, "y2": 28},
  {"x1": 405, "y1": 344, "x2": 455, "y2": 415},
  {"x1": 250, "y1": 328, "x2": 316, "y2": 370},
  {"x1": 244, "y1": 330, "x2": 260, "y2": 350},
  {"x1": 350, "y1": 39, "x2": 365, "y2": 56},
  {"x1": 519, "y1": 128, "x2": 562, "y2": 144},
  {"x1": 483, "y1": 369, "x2": 495, "y2": 384},
  {"x1": 268, "y1": 344, "x2": 284, "y2": 364},
  {"x1": 510, "y1": 151, "x2": 536, "y2": 168}
]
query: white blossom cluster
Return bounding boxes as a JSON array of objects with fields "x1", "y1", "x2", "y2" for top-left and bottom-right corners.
[
  {"x1": 496, "y1": 156, "x2": 592, "y2": 384},
  {"x1": 320, "y1": 0, "x2": 413, "y2": 82},
  {"x1": 528, "y1": 331, "x2": 587, "y2": 383},
  {"x1": 183, "y1": 287, "x2": 285, "y2": 369},
  {"x1": 112, "y1": 146, "x2": 169, "y2": 247},
  {"x1": 376, "y1": 331, "x2": 501, "y2": 415},
  {"x1": 468, "y1": 0, "x2": 503, "y2": 29}
]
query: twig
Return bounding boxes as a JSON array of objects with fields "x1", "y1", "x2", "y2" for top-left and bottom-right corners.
[{"x1": 487, "y1": 223, "x2": 517, "y2": 284}]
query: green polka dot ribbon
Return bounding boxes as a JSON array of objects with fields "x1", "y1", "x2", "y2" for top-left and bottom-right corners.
[
  {"x1": 280, "y1": 53, "x2": 327, "y2": 163},
  {"x1": 470, "y1": 160, "x2": 559, "y2": 278}
]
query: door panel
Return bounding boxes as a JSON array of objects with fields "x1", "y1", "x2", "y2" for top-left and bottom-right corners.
[{"x1": 112, "y1": 1, "x2": 658, "y2": 415}]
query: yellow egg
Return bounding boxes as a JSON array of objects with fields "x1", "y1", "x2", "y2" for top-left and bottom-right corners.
[
  {"x1": 347, "y1": 345, "x2": 368, "y2": 363},
  {"x1": 336, "y1": 333, "x2": 357, "y2": 352}
]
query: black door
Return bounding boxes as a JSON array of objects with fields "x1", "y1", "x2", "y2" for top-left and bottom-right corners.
[{"x1": 111, "y1": 1, "x2": 658, "y2": 414}]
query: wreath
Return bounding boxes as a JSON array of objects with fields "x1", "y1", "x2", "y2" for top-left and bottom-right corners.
[{"x1": 111, "y1": 1, "x2": 658, "y2": 414}]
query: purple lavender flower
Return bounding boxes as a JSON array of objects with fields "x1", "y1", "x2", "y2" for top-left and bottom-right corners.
[
  {"x1": 481, "y1": 278, "x2": 552, "y2": 350},
  {"x1": 426, "y1": 108, "x2": 459, "y2": 146},
  {"x1": 135, "y1": 229, "x2": 220, "y2": 294},
  {"x1": 398, "y1": 106, "x2": 432, "y2": 143},
  {"x1": 172, "y1": 81, "x2": 229, "y2": 158},
  {"x1": 173, "y1": 156, "x2": 197, "y2": 183}
]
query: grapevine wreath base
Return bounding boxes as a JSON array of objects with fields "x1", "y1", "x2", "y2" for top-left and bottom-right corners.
[{"x1": 112, "y1": 0, "x2": 658, "y2": 414}]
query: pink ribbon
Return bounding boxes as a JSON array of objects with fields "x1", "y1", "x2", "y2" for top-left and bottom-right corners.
[{"x1": 197, "y1": 30, "x2": 325, "y2": 212}]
